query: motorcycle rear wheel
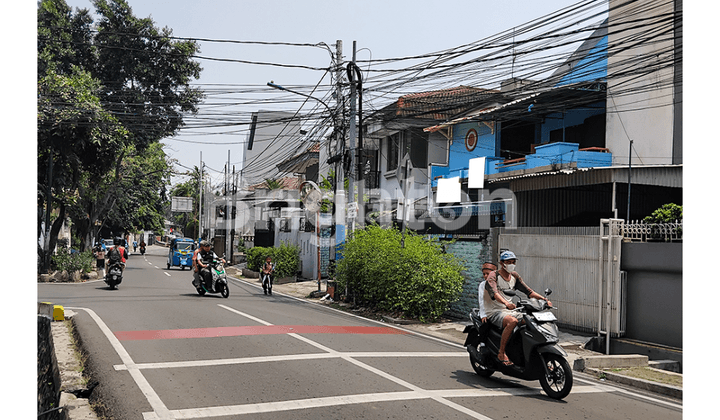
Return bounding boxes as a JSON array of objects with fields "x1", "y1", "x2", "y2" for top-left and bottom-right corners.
[
  {"x1": 469, "y1": 347, "x2": 495, "y2": 378},
  {"x1": 219, "y1": 283, "x2": 229, "y2": 298},
  {"x1": 539, "y1": 353, "x2": 573, "y2": 400},
  {"x1": 196, "y1": 287, "x2": 206, "y2": 296}
]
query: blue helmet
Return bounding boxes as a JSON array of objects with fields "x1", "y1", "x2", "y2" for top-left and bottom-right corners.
[{"x1": 499, "y1": 250, "x2": 517, "y2": 261}]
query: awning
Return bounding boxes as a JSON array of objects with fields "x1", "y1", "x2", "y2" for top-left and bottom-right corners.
[{"x1": 487, "y1": 165, "x2": 682, "y2": 192}]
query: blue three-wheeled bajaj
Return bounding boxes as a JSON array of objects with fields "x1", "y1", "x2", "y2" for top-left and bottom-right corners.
[{"x1": 167, "y1": 238, "x2": 195, "y2": 270}]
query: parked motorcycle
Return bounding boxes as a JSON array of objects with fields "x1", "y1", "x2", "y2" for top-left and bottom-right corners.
[
  {"x1": 104, "y1": 262, "x2": 124, "y2": 290},
  {"x1": 463, "y1": 288, "x2": 573, "y2": 400},
  {"x1": 192, "y1": 258, "x2": 229, "y2": 298}
]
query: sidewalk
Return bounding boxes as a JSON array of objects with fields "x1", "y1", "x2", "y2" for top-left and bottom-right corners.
[{"x1": 228, "y1": 269, "x2": 682, "y2": 400}]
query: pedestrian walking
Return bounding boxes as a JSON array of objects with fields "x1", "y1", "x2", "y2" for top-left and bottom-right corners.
[{"x1": 94, "y1": 242, "x2": 106, "y2": 277}]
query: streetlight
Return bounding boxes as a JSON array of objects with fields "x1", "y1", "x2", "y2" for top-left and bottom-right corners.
[{"x1": 266, "y1": 82, "x2": 332, "y2": 113}]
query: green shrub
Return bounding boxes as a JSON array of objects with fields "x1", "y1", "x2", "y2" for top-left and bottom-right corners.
[
  {"x1": 273, "y1": 242, "x2": 300, "y2": 278},
  {"x1": 246, "y1": 242, "x2": 300, "y2": 278},
  {"x1": 51, "y1": 250, "x2": 94, "y2": 274},
  {"x1": 336, "y1": 224, "x2": 465, "y2": 322},
  {"x1": 644, "y1": 203, "x2": 682, "y2": 223},
  {"x1": 247, "y1": 246, "x2": 271, "y2": 272}
]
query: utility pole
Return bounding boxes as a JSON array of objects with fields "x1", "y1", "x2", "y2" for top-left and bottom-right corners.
[
  {"x1": 226, "y1": 150, "x2": 232, "y2": 259},
  {"x1": 230, "y1": 165, "x2": 237, "y2": 265},
  {"x1": 333, "y1": 40, "x2": 346, "y2": 259},
  {"x1": 198, "y1": 152, "x2": 203, "y2": 240},
  {"x1": 347, "y1": 42, "x2": 357, "y2": 232},
  {"x1": 347, "y1": 41, "x2": 364, "y2": 230},
  {"x1": 626, "y1": 140, "x2": 633, "y2": 222}
]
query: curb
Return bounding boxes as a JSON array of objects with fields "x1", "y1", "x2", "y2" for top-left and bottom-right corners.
[{"x1": 584, "y1": 367, "x2": 683, "y2": 400}]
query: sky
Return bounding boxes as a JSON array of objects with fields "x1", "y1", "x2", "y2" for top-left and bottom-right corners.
[{"x1": 55, "y1": 0, "x2": 592, "y2": 188}]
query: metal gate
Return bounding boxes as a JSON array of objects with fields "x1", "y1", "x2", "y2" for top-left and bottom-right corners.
[{"x1": 497, "y1": 221, "x2": 626, "y2": 346}]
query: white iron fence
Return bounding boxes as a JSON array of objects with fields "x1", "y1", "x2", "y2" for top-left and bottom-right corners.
[{"x1": 621, "y1": 220, "x2": 682, "y2": 242}]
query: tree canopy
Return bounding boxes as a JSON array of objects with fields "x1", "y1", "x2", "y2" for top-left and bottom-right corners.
[{"x1": 37, "y1": 0, "x2": 203, "y2": 270}]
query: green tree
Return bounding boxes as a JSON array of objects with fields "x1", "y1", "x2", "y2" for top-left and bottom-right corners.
[
  {"x1": 91, "y1": 0, "x2": 203, "y2": 151},
  {"x1": 37, "y1": 0, "x2": 203, "y2": 267},
  {"x1": 37, "y1": 66, "x2": 128, "y2": 267}
]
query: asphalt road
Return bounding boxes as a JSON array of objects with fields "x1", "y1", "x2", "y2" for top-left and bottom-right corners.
[{"x1": 39, "y1": 246, "x2": 683, "y2": 420}]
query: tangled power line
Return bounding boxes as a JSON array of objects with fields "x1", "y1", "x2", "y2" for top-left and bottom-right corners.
[{"x1": 40, "y1": 0, "x2": 681, "y2": 184}]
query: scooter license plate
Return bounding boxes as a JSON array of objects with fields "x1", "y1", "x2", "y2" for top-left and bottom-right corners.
[{"x1": 534, "y1": 311, "x2": 557, "y2": 322}]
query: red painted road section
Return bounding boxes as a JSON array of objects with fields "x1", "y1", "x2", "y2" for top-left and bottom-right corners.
[{"x1": 115, "y1": 325, "x2": 409, "y2": 341}]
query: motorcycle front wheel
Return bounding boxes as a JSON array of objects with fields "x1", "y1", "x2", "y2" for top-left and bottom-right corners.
[
  {"x1": 539, "y1": 353, "x2": 573, "y2": 400},
  {"x1": 219, "y1": 283, "x2": 229, "y2": 298},
  {"x1": 196, "y1": 287, "x2": 206, "y2": 296}
]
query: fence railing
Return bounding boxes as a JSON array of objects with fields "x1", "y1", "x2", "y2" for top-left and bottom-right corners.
[{"x1": 621, "y1": 220, "x2": 682, "y2": 242}]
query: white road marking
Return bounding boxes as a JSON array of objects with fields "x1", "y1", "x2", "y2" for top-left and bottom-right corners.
[
  {"x1": 215, "y1": 304, "x2": 496, "y2": 420},
  {"x1": 72, "y1": 303, "x2": 673, "y2": 420},
  {"x1": 164, "y1": 272, "x2": 171, "y2": 277},
  {"x1": 114, "y1": 352, "x2": 466, "y2": 371},
  {"x1": 67, "y1": 307, "x2": 173, "y2": 419}
]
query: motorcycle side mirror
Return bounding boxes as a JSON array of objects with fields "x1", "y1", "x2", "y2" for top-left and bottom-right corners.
[{"x1": 544, "y1": 288, "x2": 553, "y2": 296}]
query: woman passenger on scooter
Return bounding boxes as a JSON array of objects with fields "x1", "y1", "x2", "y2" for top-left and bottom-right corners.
[{"x1": 484, "y1": 250, "x2": 551, "y2": 366}]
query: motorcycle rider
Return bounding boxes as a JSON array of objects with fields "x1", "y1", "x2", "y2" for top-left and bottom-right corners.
[
  {"x1": 107, "y1": 237, "x2": 128, "y2": 271},
  {"x1": 196, "y1": 240, "x2": 225, "y2": 290},
  {"x1": 484, "y1": 250, "x2": 551, "y2": 366}
]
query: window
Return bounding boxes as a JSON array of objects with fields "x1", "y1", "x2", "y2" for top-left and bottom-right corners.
[
  {"x1": 386, "y1": 129, "x2": 429, "y2": 173},
  {"x1": 387, "y1": 132, "x2": 400, "y2": 172}
]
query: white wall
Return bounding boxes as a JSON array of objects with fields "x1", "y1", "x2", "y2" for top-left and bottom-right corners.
[{"x1": 606, "y1": 0, "x2": 678, "y2": 166}]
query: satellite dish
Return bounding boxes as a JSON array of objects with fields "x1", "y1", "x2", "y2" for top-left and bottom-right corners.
[{"x1": 299, "y1": 181, "x2": 323, "y2": 213}]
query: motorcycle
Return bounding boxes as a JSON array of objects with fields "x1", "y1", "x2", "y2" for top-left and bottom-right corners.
[
  {"x1": 104, "y1": 261, "x2": 124, "y2": 289},
  {"x1": 140, "y1": 245, "x2": 146, "y2": 255},
  {"x1": 192, "y1": 258, "x2": 229, "y2": 298},
  {"x1": 463, "y1": 288, "x2": 573, "y2": 400}
]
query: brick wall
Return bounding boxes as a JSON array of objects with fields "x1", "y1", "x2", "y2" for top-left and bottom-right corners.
[{"x1": 445, "y1": 233, "x2": 493, "y2": 319}]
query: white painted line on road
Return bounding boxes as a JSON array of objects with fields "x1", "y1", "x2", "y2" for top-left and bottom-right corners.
[
  {"x1": 164, "y1": 272, "x2": 171, "y2": 277},
  {"x1": 114, "y1": 351, "x2": 466, "y2": 371},
  {"x1": 67, "y1": 307, "x2": 173, "y2": 419},
  {"x1": 153, "y1": 386, "x2": 609, "y2": 419},
  {"x1": 217, "y1": 304, "x2": 495, "y2": 420},
  {"x1": 217, "y1": 304, "x2": 272, "y2": 326}
]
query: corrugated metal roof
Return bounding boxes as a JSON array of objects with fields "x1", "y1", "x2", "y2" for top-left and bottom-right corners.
[{"x1": 487, "y1": 165, "x2": 682, "y2": 191}]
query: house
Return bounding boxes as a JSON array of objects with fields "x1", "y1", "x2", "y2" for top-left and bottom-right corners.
[
  {"x1": 363, "y1": 86, "x2": 499, "y2": 230},
  {"x1": 414, "y1": 11, "x2": 681, "y2": 230}
]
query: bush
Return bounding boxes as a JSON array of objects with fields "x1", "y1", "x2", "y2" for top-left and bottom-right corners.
[
  {"x1": 51, "y1": 250, "x2": 94, "y2": 274},
  {"x1": 247, "y1": 246, "x2": 271, "y2": 272},
  {"x1": 336, "y1": 224, "x2": 465, "y2": 322},
  {"x1": 644, "y1": 203, "x2": 682, "y2": 223},
  {"x1": 246, "y1": 242, "x2": 300, "y2": 278}
]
